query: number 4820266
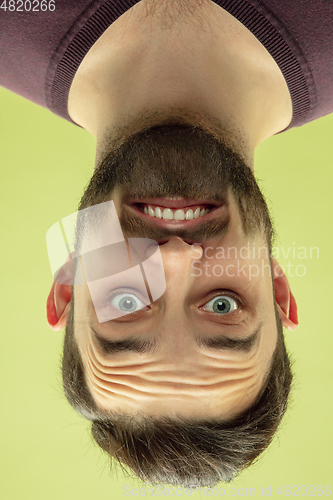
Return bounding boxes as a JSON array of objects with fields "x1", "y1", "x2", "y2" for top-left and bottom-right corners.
[{"x1": 0, "y1": 0, "x2": 55, "y2": 11}]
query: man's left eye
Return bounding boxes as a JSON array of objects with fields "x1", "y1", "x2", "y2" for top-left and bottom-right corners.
[{"x1": 202, "y1": 296, "x2": 238, "y2": 314}]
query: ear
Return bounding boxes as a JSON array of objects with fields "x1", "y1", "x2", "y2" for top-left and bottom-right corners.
[
  {"x1": 271, "y1": 257, "x2": 299, "y2": 330},
  {"x1": 46, "y1": 261, "x2": 73, "y2": 331}
]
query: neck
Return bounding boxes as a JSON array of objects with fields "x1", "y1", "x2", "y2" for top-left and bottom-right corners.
[{"x1": 68, "y1": 0, "x2": 292, "y2": 166}]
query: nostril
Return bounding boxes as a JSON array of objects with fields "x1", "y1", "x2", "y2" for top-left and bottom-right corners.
[
  {"x1": 191, "y1": 242, "x2": 204, "y2": 257},
  {"x1": 183, "y1": 239, "x2": 202, "y2": 246},
  {"x1": 157, "y1": 237, "x2": 203, "y2": 247}
]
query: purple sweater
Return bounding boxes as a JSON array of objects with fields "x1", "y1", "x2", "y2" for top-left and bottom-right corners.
[{"x1": 0, "y1": 0, "x2": 331, "y2": 129}]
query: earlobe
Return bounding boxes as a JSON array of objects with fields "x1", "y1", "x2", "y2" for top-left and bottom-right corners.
[
  {"x1": 46, "y1": 260, "x2": 73, "y2": 331},
  {"x1": 271, "y1": 257, "x2": 299, "y2": 330},
  {"x1": 47, "y1": 281, "x2": 72, "y2": 331}
]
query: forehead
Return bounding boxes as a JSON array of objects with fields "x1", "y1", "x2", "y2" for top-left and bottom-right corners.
[
  {"x1": 72, "y1": 280, "x2": 278, "y2": 420},
  {"x1": 78, "y1": 325, "x2": 274, "y2": 420}
]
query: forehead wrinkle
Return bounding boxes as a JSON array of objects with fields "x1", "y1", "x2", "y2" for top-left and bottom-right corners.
[
  {"x1": 80, "y1": 318, "x2": 272, "y2": 409},
  {"x1": 82, "y1": 337, "x2": 268, "y2": 418},
  {"x1": 86, "y1": 339, "x2": 262, "y2": 398},
  {"x1": 90, "y1": 350, "x2": 260, "y2": 387},
  {"x1": 89, "y1": 372, "x2": 264, "y2": 417},
  {"x1": 198, "y1": 347, "x2": 260, "y2": 363},
  {"x1": 87, "y1": 322, "x2": 265, "y2": 379},
  {"x1": 88, "y1": 339, "x2": 158, "y2": 373},
  {"x1": 86, "y1": 348, "x2": 165, "y2": 399},
  {"x1": 89, "y1": 370, "x2": 260, "y2": 399},
  {"x1": 88, "y1": 373, "x2": 139, "y2": 403},
  {"x1": 88, "y1": 331, "x2": 262, "y2": 375}
]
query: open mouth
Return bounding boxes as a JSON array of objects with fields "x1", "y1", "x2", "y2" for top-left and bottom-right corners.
[
  {"x1": 126, "y1": 198, "x2": 224, "y2": 226},
  {"x1": 138, "y1": 203, "x2": 212, "y2": 220}
]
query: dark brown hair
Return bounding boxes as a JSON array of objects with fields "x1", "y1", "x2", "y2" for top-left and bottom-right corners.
[{"x1": 62, "y1": 297, "x2": 292, "y2": 487}]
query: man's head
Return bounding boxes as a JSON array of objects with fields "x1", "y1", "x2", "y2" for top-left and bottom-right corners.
[
  {"x1": 62, "y1": 297, "x2": 292, "y2": 486},
  {"x1": 47, "y1": 117, "x2": 297, "y2": 483}
]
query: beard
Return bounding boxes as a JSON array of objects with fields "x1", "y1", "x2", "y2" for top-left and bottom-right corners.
[{"x1": 78, "y1": 120, "x2": 274, "y2": 249}]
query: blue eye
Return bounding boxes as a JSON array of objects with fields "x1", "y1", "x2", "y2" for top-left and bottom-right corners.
[
  {"x1": 108, "y1": 290, "x2": 148, "y2": 313},
  {"x1": 202, "y1": 296, "x2": 238, "y2": 314}
]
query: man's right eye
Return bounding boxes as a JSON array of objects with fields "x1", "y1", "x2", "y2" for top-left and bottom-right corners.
[{"x1": 107, "y1": 288, "x2": 149, "y2": 313}]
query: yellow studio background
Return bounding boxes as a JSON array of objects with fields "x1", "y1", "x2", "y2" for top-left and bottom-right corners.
[{"x1": 0, "y1": 85, "x2": 332, "y2": 500}]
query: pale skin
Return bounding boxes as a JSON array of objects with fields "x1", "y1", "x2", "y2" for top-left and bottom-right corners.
[{"x1": 47, "y1": 0, "x2": 298, "y2": 419}]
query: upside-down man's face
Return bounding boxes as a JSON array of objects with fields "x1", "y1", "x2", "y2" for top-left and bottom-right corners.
[{"x1": 60, "y1": 120, "x2": 297, "y2": 421}]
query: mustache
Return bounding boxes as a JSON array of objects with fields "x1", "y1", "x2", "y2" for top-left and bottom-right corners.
[
  {"x1": 79, "y1": 122, "x2": 272, "y2": 247},
  {"x1": 112, "y1": 159, "x2": 231, "y2": 206}
]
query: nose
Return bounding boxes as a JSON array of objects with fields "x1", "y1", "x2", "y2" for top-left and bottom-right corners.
[
  {"x1": 159, "y1": 236, "x2": 203, "y2": 274},
  {"x1": 151, "y1": 237, "x2": 202, "y2": 320},
  {"x1": 160, "y1": 236, "x2": 203, "y2": 252}
]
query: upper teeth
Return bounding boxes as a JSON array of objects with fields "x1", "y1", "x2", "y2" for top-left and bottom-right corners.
[{"x1": 142, "y1": 205, "x2": 210, "y2": 220}]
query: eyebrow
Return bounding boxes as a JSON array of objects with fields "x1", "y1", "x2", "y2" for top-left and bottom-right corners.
[
  {"x1": 91, "y1": 323, "x2": 262, "y2": 355},
  {"x1": 92, "y1": 329, "x2": 157, "y2": 354},
  {"x1": 195, "y1": 322, "x2": 262, "y2": 352}
]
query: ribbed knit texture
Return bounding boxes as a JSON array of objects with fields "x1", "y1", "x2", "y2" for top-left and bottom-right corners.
[
  {"x1": 47, "y1": 0, "x2": 314, "y2": 128},
  {"x1": 46, "y1": 0, "x2": 138, "y2": 124},
  {"x1": 215, "y1": 0, "x2": 313, "y2": 122}
]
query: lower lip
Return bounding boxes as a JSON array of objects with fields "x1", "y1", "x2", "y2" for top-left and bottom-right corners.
[{"x1": 126, "y1": 204, "x2": 224, "y2": 228}]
